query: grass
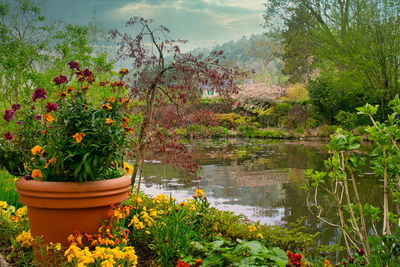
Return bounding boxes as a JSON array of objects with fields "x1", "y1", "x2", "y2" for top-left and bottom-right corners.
[{"x1": 0, "y1": 169, "x2": 21, "y2": 208}]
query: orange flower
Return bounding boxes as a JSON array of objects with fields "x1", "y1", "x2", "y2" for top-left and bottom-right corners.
[
  {"x1": 100, "y1": 103, "x2": 112, "y2": 110},
  {"x1": 324, "y1": 259, "x2": 331, "y2": 267},
  {"x1": 45, "y1": 157, "x2": 56, "y2": 168},
  {"x1": 123, "y1": 117, "x2": 129, "y2": 123},
  {"x1": 73, "y1": 133, "x2": 86, "y2": 143},
  {"x1": 31, "y1": 169, "x2": 43, "y2": 180},
  {"x1": 105, "y1": 118, "x2": 114, "y2": 125},
  {"x1": 121, "y1": 98, "x2": 130, "y2": 104},
  {"x1": 44, "y1": 113, "x2": 55, "y2": 123},
  {"x1": 125, "y1": 127, "x2": 133, "y2": 133},
  {"x1": 108, "y1": 97, "x2": 115, "y2": 103},
  {"x1": 67, "y1": 86, "x2": 74, "y2": 93},
  {"x1": 121, "y1": 123, "x2": 127, "y2": 128},
  {"x1": 31, "y1": 145, "x2": 43, "y2": 156},
  {"x1": 119, "y1": 68, "x2": 129, "y2": 75},
  {"x1": 41, "y1": 130, "x2": 47, "y2": 135}
]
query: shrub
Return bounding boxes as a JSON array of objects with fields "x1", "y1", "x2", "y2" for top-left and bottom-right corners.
[{"x1": 208, "y1": 126, "x2": 229, "y2": 138}]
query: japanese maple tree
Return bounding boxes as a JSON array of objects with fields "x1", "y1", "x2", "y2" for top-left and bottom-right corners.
[{"x1": 110, "y1": 17, "x2": 240, "y2": 188}]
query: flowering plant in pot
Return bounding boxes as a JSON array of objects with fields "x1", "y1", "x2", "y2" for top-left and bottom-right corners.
[{"x1": 0, "y1": 62, "x2": 136, "y2": 262}]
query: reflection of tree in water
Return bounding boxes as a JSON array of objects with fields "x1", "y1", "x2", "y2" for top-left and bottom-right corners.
[{"x1": 140, "y1": 138, "x2": 383, "y2": 246}]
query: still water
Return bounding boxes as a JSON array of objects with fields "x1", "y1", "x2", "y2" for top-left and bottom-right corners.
[{"x1": 140, "y1": 138, "x2": 379, "y2": 245}]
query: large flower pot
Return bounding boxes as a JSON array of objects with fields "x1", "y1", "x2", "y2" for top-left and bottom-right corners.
[{"x1": 15, "y1": 175, "x2": 131, "y2": 265}]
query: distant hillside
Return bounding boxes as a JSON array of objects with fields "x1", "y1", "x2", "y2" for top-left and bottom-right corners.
[{"x1": 189, "y1": 34, "x2": 284, "y2": 85}]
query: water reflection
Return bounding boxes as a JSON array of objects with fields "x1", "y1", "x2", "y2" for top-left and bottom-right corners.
[{"x1": 140, "y1": 138, "x2": 377, "y2": 245}]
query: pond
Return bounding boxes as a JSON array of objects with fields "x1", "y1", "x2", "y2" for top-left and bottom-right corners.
[{"x1": 139, "y1": 138, "x2": 380, "y2": 246}]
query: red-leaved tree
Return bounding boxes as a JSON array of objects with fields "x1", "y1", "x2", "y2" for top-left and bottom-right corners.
[{"x1": 110, "y1": 17, "x2": 240, "y2": 190}]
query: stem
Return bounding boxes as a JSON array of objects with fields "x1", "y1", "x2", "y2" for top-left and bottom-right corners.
[{"x1": 382, "y1": 148, "x2": 391, "y2": 235}]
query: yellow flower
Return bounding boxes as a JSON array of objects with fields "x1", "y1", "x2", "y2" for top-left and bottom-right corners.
[
  {"x1": 145, "y1": 231, "x2": 150, "y2": 234},
  {"x1": 73, "y1": 133, "x2": 86, "y2": 143},
  {"x1": 108, "y1": 97, "x2": 115, "y2": 103},
  {"x1": 248, "y1": 225, "x2": 257, "y2": 233},
  {"x1": 217, "y1": 233, "x2": 222, "y2": 236},
  {"x1": 0, "y1": 201, "x2": 7, "y2": 209},
  {"x1": 44, "y1": 113, "x2": 55, "y2": 123},
  {"x1": 31, "y1": 169, "x2": 43, "y2": 180},
  {"x1": 257, "y1": 233, "x2": 263, "y2": 239},
  {"x1": 55, "y1": 243, "x2": 62, "y2": 251},
  {"x1": 119, "y1": 68, "x2": 129, "y2": 75},
  {"x1": 189, "y1": 205, "x2": 196, "y2": 211},
  {"x1": 195, "y1": 188, "x2": 205, "y2": 197},
  {"x1": 101, "y1": 103, "x2": 112, "y2": 110},
  {"x1": 31, "y1": 145, "x2": 43, "y2": 156},
  {"x1": 123, "y1": 162, "x2": 134, "y2": 175},
  {"x1": 16, "y1": 230, "x2": 33, "y2": 248},
  {"x1": 105, "y1": 118, "x2": 114, "y2": 125}
]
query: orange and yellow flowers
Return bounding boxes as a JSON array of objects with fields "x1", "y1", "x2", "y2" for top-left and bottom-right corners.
[
  {"x1": 45, "y1": 157, "x2": 56, "y2": 168},
  {"x1": 31, "y1": 169, "x2": 43, "y2": 180},
  {"x1": 119, "y1": 68, "x2": 129, "y2": 75},
  {"x1": 248, "y1": 225, "x2": 256, "y2": 233},
  {"x1": 16, "y1": 230, "x2": 33, "y2": 248},
  {"x1": 105, "y1": 118, "x2": 114, "y2": 125},
  {"x1": 101, "y1": 103, "x2": 112, "y2": 110},
  {"x1": 123, "y1": 162, "x2": 134, "y2": 175},
  {"x1": 123, "y1": 117, "x2": 129, "y2": 124},
  {"x1": 44, "y1": 113, "x2": 55, "y2": 123},
  {"x1": 195, "y1": 188, "x2": 205, "y2": 197},
  {"x1": 108, "y1": 97, "x2": 115, "y2": 103},
  {"x1": 31, "y1": 145, "x2": 43, "y2": 156},
  {"x1": 73, "y1": 133, "x2": 86, "y2": 143}
]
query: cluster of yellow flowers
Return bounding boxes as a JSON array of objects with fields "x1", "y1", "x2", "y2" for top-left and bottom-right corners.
[
  {"x1": 128, "y1": 208, "x2": 158, "y2": 232},
  {"x1": 0, "y1": 202, "x2": 28, "y2": 224},
  {"x1": 15, "y1": 230, "x2": 33, "y2": 248},
  {"x1": 64, "y1": 243, "x2": 138, "y2": 267},
  {"x1": 248, "y1": 225, "x2": 264, "y2": 239}
]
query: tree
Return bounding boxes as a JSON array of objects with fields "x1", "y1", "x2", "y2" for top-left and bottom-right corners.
[
  {"x1": 110, "y1": 17, "x2": 240, "y2": 190},
  {"x1": 245, "y1": 35, "x2": 280, "y2": 84},
  {"x1": 264, "y1": 0, "x2": 400, "y2": 119}
]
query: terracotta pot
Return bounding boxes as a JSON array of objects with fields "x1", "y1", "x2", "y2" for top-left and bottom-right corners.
[{"x1": 15, "y1": 175, "x2": 131, "y2": 265}]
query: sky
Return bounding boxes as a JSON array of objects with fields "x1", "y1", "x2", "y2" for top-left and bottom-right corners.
[{"x1": 42, "y1": 0, "x2": 266, "y2": 51}]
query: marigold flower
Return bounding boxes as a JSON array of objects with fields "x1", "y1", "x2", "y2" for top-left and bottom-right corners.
[
  {"x1": 5, "y1": 131, "x2": 13, "y2": 140},
  {"x1": 44, "y1": 113, "x2": 55, "y2": 123},
  {"x1": 31, "y1": 145, "x2": 43, "y2": 155},
  {"x1": 123, "y1": 162, "x2": 134, "y2": 175},
  {"x1": 101, "y1": 103, "x2": 112, "y2": 110},
  {"x1": 31, "y1": 169, "x2": 43, "y2": 180},
  {"x1": 108, "y1": 97, "x2": 115, "y2": 103},
  {"x1": 73, "y1": 133, "x2": 86, "y2": 143}
]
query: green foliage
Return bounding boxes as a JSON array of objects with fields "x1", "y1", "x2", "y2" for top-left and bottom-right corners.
[
  {"x1": 0, "y1": 170, "x2": 20, "y2": 208},
  {"x1": 208, "y1": 126, "x2": 229, "y2": 138},
  {"x1": 214, "y1": 113, "x2": 249, "y2": 129},
  {"x1": 188, "y1": 238, "x2": 288, "y2": 267},
  {"x1": 334, "y1": 111, "x2": 358, "y2": 130}
]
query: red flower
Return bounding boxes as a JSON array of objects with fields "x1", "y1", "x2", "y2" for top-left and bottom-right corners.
[
  {"x1": 53, "y1": 75, "x2": 68, "y2": 85},
  {"x1": 176, "y1": 259, "x2": 190, "y2": 267},
  {"x1": 46, "y1": 102, "x2": 58, "y2": 113},
  {"x1": 32, "y1": 88, "x2": 47, "y2": 102},
  {"x1": 3, "y1": 109, "x2": 14, "y2": 122},
  {"x1": 5, "y1": 131, "x2": 13, "y2": 140},
  {"x1": 68, "y1": 61, "x2": 80, "y2": 70},
  {"x1": 356, "y1": 248, "x2": 365, "y2": 256}
]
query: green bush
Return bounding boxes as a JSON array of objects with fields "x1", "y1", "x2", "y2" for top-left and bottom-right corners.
[
  {"x1": 334, "y1": 111, "x2": 358, "y2": 130},
  {"x1": 208, "y1": 126, "x2": 229, "y2": 138}
]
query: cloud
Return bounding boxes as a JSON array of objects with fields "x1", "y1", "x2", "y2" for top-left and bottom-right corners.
[{"x1": 107, "y1": 0, "x2": 265, "y2": 49}]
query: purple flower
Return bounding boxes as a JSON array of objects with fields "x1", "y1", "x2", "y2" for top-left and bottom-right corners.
[
  {"x1": 12, "y1": 104, "x2": 21, "y2": 111},
  {"x1": 34, "y1": 114, "x2": 42, "y2": 120},
  {"x1": 16, "y1": 121, "x2": 23, "y2": 125},
  {"x1": 4, "y1": 131, "x2": 13, "y2": 140},
  {"x1": 67, "y1": 61, "x2": 80, "y2": 71},
  {"x1": 46, "y1": 102, "x2": 58, "y2": 113},
  {"x1": 53, "y1": 75, "x2": 68, "y2": 85},
  {"x1": 3, "y1": 109, "x2": 14, "y2": 122},
  {"x1": 83, "y1": 68, "x2": 92, "y2": 77},
  {"x1": 32, "y1": 88, "x2": 47, "y2": 102}
]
